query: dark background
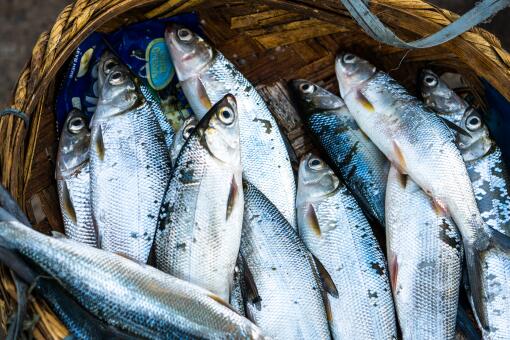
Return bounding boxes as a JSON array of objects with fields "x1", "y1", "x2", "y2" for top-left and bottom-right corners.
[{"x1": 0, "y1": 0, "x2": 508, "y2": 107}]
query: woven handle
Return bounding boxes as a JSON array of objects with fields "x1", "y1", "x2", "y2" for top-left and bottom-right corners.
[{"x1": 340, "y1": 0, "x2": 510, "y2": 48}]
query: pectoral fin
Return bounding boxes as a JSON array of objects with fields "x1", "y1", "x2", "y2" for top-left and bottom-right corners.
[
  {"x1": 242, "y1": 257, "x2": 261, "y2": 310},
  {"x1": 312, "y1": 255, "x2": 338, "y2": 298},
  {"x1": 356, "y1": 90, "x2": 374, "y2": 112}
]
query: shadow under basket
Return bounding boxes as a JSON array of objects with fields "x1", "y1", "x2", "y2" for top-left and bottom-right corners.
[{"x1": 1, "y1": 0, "x2": 510, "y2": 338}]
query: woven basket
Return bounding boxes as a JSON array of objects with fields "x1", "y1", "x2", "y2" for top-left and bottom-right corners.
[{"x1": 0, "y1": 0, "x2": 509, "y2": 338}]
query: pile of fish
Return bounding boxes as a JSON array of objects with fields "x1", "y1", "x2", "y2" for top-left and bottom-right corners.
[{"x1": 0, "y1": 23, "x2": 509, "y2": 340}]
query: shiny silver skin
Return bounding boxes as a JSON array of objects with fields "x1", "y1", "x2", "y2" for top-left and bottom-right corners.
[
  {"x1": 156, "y1": 95, "x2": 243, "y2": 301},
  {"x1": 420, "y1": 70, "x2": 510, "y2": 236},
  {"x1": 386, "y1": 166, "x2": 463, "y2": 340},
  {"x1": 297, "y1": 153, "x2": 396, "y2": 340},
  {"x1": 230, "y1": 256, "x2": 247, "y2": 316},
  {"x1": 292, "y1": 79, "x2": 389, "y2": 227},
  {"x1": 170, "y1": 115, "x2": 197, "y2": 166},
  {"x1": 56, "y1": 109, "x2": 97, "y2": 247},
  {"x1": 240, "y1": 180, "x2": 330, "y2": 339},
  {"x1": 166, "y1": 24, "x2": 296, "y2": 228},
  {"x1": 89, "y1": 63, "x2": 172, "y2": 263},
  {"x1": 335, "y1": 53, "x2": 510, "y2": 330},
  {"x1": 0, "y1": 216, "x2": 266, "y2": 339}
]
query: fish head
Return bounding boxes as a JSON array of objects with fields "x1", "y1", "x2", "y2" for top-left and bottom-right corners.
[
  {"x1": 419, "y1": 69, "x2": 467, "y2": 119},
  {"x1": 91, "y1": 64, "x2": 139, "y2": 125},
  {"x1": 297, "y1": 153, "x2": 340, "y2": 206},
  {"x1": 56, "y1": 109, "x2": 90, "y2": 176},
  {"x1": 171, "y1": 116, "x2": 198, "y2": 166},
  {"x1": 335, "y1": 53, "x2": 376, "y2": 97},
  {"x1": 457, "y1": 108, "x2": 493, "y2": 161},
  {"x1": 165, "y1": 24, "x2": 214, "y2": 81},
  {"x1": 96, "y1": 50, "x2": 120, "y2": 92},
  {"x1": 197, "y1": 94, "x2": 240, "y2": 165},
  {"x1": 290, "y1": 79, "x2": 345, "y2": 115}
]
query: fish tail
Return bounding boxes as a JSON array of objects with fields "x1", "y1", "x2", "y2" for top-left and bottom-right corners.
[{"x1": 464, "y1": 218, "x2": 510, "y2": 333}]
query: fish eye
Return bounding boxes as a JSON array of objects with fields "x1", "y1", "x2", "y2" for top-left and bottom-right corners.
[
  {"x1": 343, "y1": 53, "x2": 357, "y2": 64},
  {"x1": 103, "y1": 59, "x2": 117, "y2": 75},
  {"x1": 308, "y1": 157, "x2": 324, "y2": 170},
  {"x1": 182, "y1": 123, "x2": 196, "y2": 139},
  {"x1": 109, "y1": 70, "x2": 126, "y2": 85},
  {"x1": 423, "y1": 75, "x2": 438, "y2": 87},
  {"x1": 68, "y1": 117, "x2": 85, "y2": 134},
  {"x1": 178, "y1": 28, "x2": 193, "y2": 42},
  {"x1": 218, "y1": 107, "x2": 235, "y2": 125},
  {"x1": 466, "y1": 114, "x2": 482, "y2": 131},
  {"x1": 300, "y1": 83, "x2": 315, "y2": 94}
]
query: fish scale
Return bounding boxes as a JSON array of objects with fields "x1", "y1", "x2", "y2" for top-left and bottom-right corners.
[
  {"x1": 296, "y1": 154, "x2": 396, "y2": 340},
  {"x1": 0, "y1": 217, "x2": 265, "y2": 339},
  {"x1": 90, "y1": 64, "x2": 172, "y2": 264},
  {"x1": 292, "y1": 80, "x2": 388, "y2": 228},
  {"x1": 386, "y1": 166, "x2": 462, "y2": 340},
  {"x1": 240, "y1": 181, "x2": 330, "y2": 339},
  {"x1": 156, "y1": 95, "x2": 243, "y2": 302}
]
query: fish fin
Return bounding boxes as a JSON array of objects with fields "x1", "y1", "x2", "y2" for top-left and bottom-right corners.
[
  {"x1": 456, "y1": 304, "x2": 481, "y2": 340},
  {"x1": 321, "y1": 287, "x2": 333, "y2": 322},
  {"x1": 392, "y1": 140, "x2": 407, "y2": 173},
  {"x1": 226, "y1": 176, "x2": 238, "y2": 220},
  {"x1": 61, "y1": 182, "x2": 77, "y2": 225},
  {"x1": 94, "y1": 125, "x2": 105, "y2": 161},
  {"x1": 356, "y1": 90, "x2": 374, "y2": 112},
  {"x1": 397, "y1": 172, "x2": 408, "y2": 189},
  {"x1": 207, "y1": 293, "x2": 239, "y2": 313},
  {"x1": 389, "y1": 254, "x2": 398, "y2": 293},
  {"x1": 305, "y1": 204, "x2": 321, "y2": 236},
  {"x1": 312, "y1": 255, "x2": 338, "y2": 298},
  {"x1": 197, "y1": 79, "x2": 212, "y2": 111},
  {"x1": 464, "y1": 247, "x2": 489, "y2": 331},
  {"x1": 432, "y1": 197, "x2": 448, "y2": 215},
  {"x1": 489, "y1": 226, "x2": 510, "y2": 252},
  {"x1": 439, "y1": 117, "x2": 472, "y2": 138},
  {"x1": 242, "y1": 259, "x2": 262, "y2": 310}
]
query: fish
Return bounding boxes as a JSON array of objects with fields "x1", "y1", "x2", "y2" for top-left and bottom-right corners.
[
  {"x1": 336, "y1": 53, "x2": 510, "y2": 336},
  {"x1": 156, "y1": 94, "x2": 243, "y2": 301},
  {"x1": 296, "y1": 153, "x2": 396, "y2": 339},
  {"x1": 0, "y1": 212, "x2": 266, "y2": 339},
  {"x1": 421, "y1": 72, "x2": 510, "y2": 338},
  {"x1": 165, "y1": 24, "x2": 296, "y2": 228},
  {"x1": 240, "y1": 180, "x2": 330, "y2": 339},
  {"x1": 170, "y1": 115, "x2": 197, "y2": 166},
  {"x1": 386, "y1": 166, "x2": 463, "y2": 339},
  {"x1": 56, "y1": 109, "x2": 97, "y2": 247},
  {"x1": 291, "y1": 79, "x2": 389, "y2": 227},
  {"x1": 89, "y1": 62, "x2": 172, "y2": 263},
  {"x1": 420, "y1": 69, "x2": 510, "y2": 236},
  {"x1": 230, "y1": 255, "x2": 247, "y2": 316}
]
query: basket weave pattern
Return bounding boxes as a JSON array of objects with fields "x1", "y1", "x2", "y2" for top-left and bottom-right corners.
[{"x1": 0, "y1": 0, "x2": 509, "y2": 338}]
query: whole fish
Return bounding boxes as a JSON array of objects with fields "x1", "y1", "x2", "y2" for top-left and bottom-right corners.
[
  {"x1": 89, "y1": 63, "x2": 172, "y2": 263},
  {"x1": 56, "y1": 109, "x2": 97, "y2": 246},
  {"x1": 165, "y1": 24, "x2": 296, "y2": 228},
  {"x1": 296, "y1": 153, "x2": 396, "y2": 339},
  {"x1": 0, "y1": 213, "x2": 266, "y2": 339},
  {"x1": 240, "y1": 180, "x2": 330, "y2": 339},
  {"x1": 386, "y1": 166, "x2": 463, "y2": 339},
  {"x1": 335, "y1": 53, "x2": 510, "y2": 329},
  {"x1": 170, "y1": 115, "x2": 197, "y2": 166},
  {"x1": 421, "y1": 69, "x2": 510, "y2": 236},
  {"x1": 156, "y1": 94, "x2": 243, "y2": 301},
  {"x1": 292, "y1": 79, "x2": 389, "y2": 227}
]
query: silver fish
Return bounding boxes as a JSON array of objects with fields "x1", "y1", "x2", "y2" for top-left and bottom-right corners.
[
  {"x1": 56, "y1": 109, "x2": 97, "y2": 247},
  {"x1": 90, "y1": 63, "x2": 172, "y2": 263},
  {"x1": 292, "y1": 79, "x2": 389, "y2": 227},
  {"x1": 240, "y1": 180, "x2": 330, "y2": 339},
  {"x1": 297, "y1": 153, "x2": 396, "y2": 339},
  {"x1": 335, "y1": 53, "x2": 510, "y2": 332},
  {"x1": 165, "y1": 25, "x2": 296, "y2": 228},
  {"x1": 0, "y1": 214, "x2": 266, "y2": 339},
  {"x1": 170, "y1": 115, "x2": 197, "y2": 166},
  {"x1": 420, "y1": 70, "x2": 510, "y2": 236},
  {"x1": 156, "y1": 94, "x2": 243, "y2": 301},
  {"x1": 386, "y1": 166, "x2": 463, "y2": 339}
]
